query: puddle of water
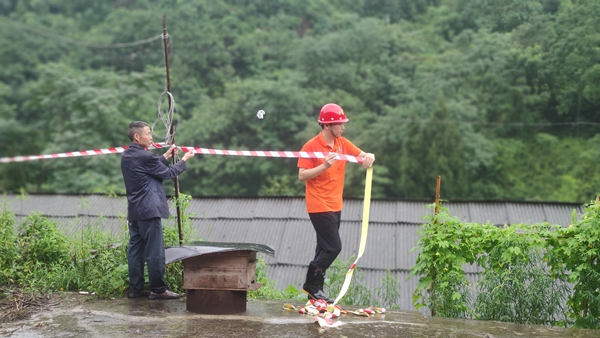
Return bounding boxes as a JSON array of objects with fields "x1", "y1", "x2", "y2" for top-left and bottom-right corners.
[{"x1": 3, "y1": 296, "x2": 599, "y2": 338}]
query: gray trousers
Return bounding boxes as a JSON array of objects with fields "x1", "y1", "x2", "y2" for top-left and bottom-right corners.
[{"x1": 127, "y1": 218, "x2": 167, "y2": 294}]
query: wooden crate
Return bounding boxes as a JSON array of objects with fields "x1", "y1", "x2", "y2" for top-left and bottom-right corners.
[{"x1": 182, "y1": 250, "x2": 262, "y2": 291}]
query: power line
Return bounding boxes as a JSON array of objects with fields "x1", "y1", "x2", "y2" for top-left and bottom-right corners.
[
  {"x1": 0, "y1": 14, "x2": 162, "y2": 48},
  {"x1": 406, "y1": 119, "x2": 600, "y2": 127}
]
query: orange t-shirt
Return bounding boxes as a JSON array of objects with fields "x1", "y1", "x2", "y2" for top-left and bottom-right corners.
[{"x1": 297, "y1": 132, "x2": 362, "y2": 213}]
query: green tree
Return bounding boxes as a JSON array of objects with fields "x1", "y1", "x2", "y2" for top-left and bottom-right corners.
[
  {"x1": 11, "y1": 63, "x2": 162, "y2": 193},
  {"x1": 398, "y1": 96, "x2": 468, "y2": 199}
]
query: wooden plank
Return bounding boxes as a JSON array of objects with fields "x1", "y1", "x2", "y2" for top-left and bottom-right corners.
[{"x1": 182, "y1": 250, "x2": 259, "y2": 291}]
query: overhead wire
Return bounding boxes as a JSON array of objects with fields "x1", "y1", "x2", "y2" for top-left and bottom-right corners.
[
  {"x1": 401, "y1": 119, "x2": 600, "y2": 127},
  {"x1": 0, "y1": 14, "x2": 162, "y2": 48}
]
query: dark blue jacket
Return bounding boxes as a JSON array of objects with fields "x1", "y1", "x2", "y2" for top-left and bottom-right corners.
[{"x1": 121, "y1": 143, "x2": 187, "y2": 221}]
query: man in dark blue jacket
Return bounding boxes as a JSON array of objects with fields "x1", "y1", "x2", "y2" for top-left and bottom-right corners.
[{"x1": 121, "y1": 121, "x2": 195, "y2": 300}]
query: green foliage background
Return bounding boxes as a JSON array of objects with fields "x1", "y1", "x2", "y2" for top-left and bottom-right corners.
[
  {"x1": 0, "y1": 0, "x2": 599, "y2": 202},
  {"x1": 410, "y1": 201, "x2": 600, "y2": 329}
]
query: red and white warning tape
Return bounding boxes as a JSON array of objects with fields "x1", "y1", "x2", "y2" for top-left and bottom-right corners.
[{"x1": 0, "y1": 142, "x2": 364, "y2": 164}]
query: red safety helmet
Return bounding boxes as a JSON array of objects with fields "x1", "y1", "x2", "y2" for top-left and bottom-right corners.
[{"x1": 318, "y1": 103, "x2": 349, "y2": 124}]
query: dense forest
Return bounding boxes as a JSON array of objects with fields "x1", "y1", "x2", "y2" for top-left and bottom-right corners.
[{"x1": 0, "y1": 0, "x2": 599, "y2": 203}]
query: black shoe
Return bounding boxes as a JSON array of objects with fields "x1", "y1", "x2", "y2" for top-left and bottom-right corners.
[
  {"x1": 128, "y1": 290, "x2": 151, "y2": 298},
  {"x1": 302, "y1": 263, "x2": 334, "y2": 303},
  {"x1": 148, "y1": 290, "x2": 181, "y2": 300},
  {"x1": 302, "y1": 287, "x2": 334, "y2": 303}
]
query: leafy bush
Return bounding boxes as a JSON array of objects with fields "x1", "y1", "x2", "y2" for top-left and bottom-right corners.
[
  {"x1": 376, "y1": 269, "x2": 401, "y2": 309},
  {"x1": 410, "y1": 206, "x2": 487, "y2": 318},
  {"x1": 14, "y1": 214, "x2": 71, "y2": 289},
  {"x1": 248, "y1": 258, "x2": 287, "y2": 300},
  {"x1": 18, "y1": 213, "x2": 70, "y2": 266},
  {"x1": 411, "y1": 205, "x2": 572, "y2": 325},
  {"x1": 476, "y1": 230, "x2": 569, "y2": 325},
  {"x1": 69, "y1": 225, "x2": 129, "y2": 297},
  {"x1": 0, "y1": 208, "x2": 18, "y2": 285},
  {"x1": 546, "y1": 201, "x2": 600, "y2": 328}
]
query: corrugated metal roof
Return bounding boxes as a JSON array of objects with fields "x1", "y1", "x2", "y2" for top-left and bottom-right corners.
[
  {"x1": 277, "y1": 219, "x2": 315, "y2": 266},
  {"x1": 361, "y1": 223, "x2": 396, "y2": 270},
  {"x1": 506, "y1": 202, "x2": 547, "y2": 225},
  {"x1": 543, "y1": 203, "x2": 583, "y2": 226},
  {"x1": 396, "y1": 223, "x2": 421, "y2": 270},
  {"x1": 395, "y1": 201, "x2": 433, "y2": 224},
  {"x1": 1, "y1": 194, "x2": 586, "y2": 311},
  {"x1": 194, "y1": 218, "x2": 250, "y2": 243},
  {"x1": 446, "y1": 202, "x2": 471, "y2": 222},
  {"x1": 467, "y1": 202, "x2": 508, "y2": 225},
  {"x1": 265, "y1": 264, "x2": 306, "y2": 291}
]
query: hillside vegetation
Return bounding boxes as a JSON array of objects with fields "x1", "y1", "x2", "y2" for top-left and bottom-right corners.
[{"x1": 0, "y1": 0, "x2": 599, "y2": 202}]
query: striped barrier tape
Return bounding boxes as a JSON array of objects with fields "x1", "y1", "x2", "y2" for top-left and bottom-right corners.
[
  {"x1": 1, "y1": 140, "x2": 373, "y2": 311},
  {"x1": 0, "y1": 142, "x2": 364, "y2": 164}
]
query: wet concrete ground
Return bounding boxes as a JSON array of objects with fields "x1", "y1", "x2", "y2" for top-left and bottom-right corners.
[{"x1": 1, "y1": 294, "x2": 598, "y2": 338}]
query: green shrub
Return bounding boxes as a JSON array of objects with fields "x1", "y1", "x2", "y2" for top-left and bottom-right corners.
[
  {"x1": 410, "y1": 206, "x2": 488, "y2": 318},
  {"x1": 376, "y1": 269, "x2": 401, "y2": 309},
  {"x1": 411, "y1": 204, "x2": 584, "y2": 327},
  {"x1": 74, "y1": 227, "x2": 129, "y2": 297},
  {"x1": 0, "y1": 208, "x2": 18, "y2": 285},
  {"x1": 18, "y1": 213, "x2": 69, "y2": 265},
  {"x1": 248, "y1": 258, "x2": 287, "y2": 300},
  {"x1": 475, "y1": 232, "x2": 569, "y2": 325},
  {"x1": 15, "y1": 214, "x2": 71, "y2": 289},
  {"x1": 546, "y1": 201, "x2": 600, "y2": 328}
]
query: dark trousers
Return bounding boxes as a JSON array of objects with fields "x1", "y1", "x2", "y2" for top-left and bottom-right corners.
[
  {"x1": 127, "y1": 218, "x2": 167, "y2": 294},
  {"x1": 309, "y1": 211, "x2": 342, "y2": 270}
]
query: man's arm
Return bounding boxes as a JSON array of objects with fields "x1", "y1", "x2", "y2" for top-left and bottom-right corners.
[{"x1": 298, "y1": 153, "x2": 338, "y2": 181}]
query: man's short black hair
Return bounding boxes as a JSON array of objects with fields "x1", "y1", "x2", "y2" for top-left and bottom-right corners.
[{"x1": 127, "y1": 121, "x2": 149, "y2": 141}]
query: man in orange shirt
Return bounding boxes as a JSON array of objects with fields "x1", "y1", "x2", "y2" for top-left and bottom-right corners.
[{"x1": 297, "y1": 103, "x2": 375, "y2": 302}]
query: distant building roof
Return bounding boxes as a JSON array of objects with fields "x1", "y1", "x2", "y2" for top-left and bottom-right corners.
[{"x1": 0, "y1": 194, "x2": 585, "y2": 310}]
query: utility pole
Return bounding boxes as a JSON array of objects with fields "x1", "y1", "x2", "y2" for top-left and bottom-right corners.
[{"x1": 162, "y1": 14, "x2": 184, "y2": 245}]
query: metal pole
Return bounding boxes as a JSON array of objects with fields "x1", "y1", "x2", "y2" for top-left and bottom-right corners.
[
  {"x1": 435, "y1": 175, "x2": 441, "y2": 217},
  {"x1": 431, "y1": 175, "x2": 441, "y2": 317},
  {"x1": 162, "y1": 14, "x2": 183, "y2": 245}
]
